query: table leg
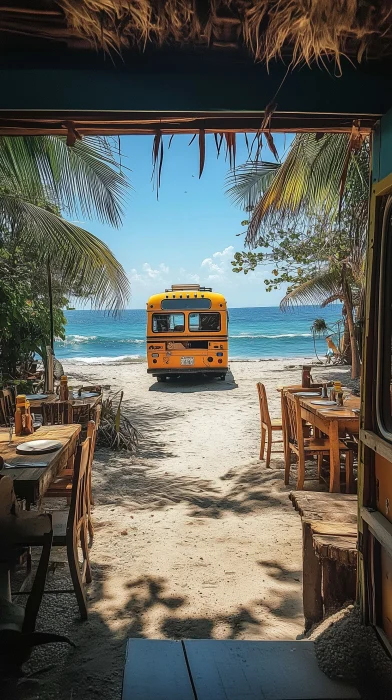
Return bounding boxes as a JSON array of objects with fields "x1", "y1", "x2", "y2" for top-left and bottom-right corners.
[{"x1": 329, "y1": 419, "x2": 341, "y2": 493}]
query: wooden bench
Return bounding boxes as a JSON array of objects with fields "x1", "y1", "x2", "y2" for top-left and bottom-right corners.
[
  {"x1": 290, "y1": 492, "x2": 358, "y2": 631},
  {"x1": 122, "y1": 639, "x2": 360, "y2": 699}
]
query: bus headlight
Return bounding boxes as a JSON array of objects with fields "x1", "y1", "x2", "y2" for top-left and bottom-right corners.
[{"x1": 152, "y1": 353, "x2": 159, "y2": 358}]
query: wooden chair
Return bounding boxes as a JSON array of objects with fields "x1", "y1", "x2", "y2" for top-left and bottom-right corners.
[
  {"x1": 49, "y1": 438, "x2": 92, "y2": 619},
  {"x1": 44, "y1": 421, "x2": 97, "y2": 541},
  {"x1": 256, "y1": 383, "x2": 283, "y2": 468},
  {"x1": 92, "y1": 403, "x2": 102, "y2": 430},
  {"x1": 0, "y1": 475, "x2": 53, "y2": 651},
  {"x1": 285, "y1": 392, "x2": 353, "y2": 490},
  {"x1": 0, "y1": 388, "x2": 14, "y2": 425},
  {"x1": 71, "y1": 403, "x2": 92, "y2": 428},
  {"x1": 41, "y1": 401, "x2": 72, "y2": 425},
  {"x1": 6, "y1": 441, "x2": 92, "y2": 620}
]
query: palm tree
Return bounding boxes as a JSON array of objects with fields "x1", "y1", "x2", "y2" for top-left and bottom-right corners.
[
  {"x1": 226, "y1": 133, "x2": 369, "y2": 247},
  {"x1": 0, "y1": 135, "x2": 130, "y2": 314},
  {"x1": 226, "y1": 133, "x2": 369, "y2": 378}
]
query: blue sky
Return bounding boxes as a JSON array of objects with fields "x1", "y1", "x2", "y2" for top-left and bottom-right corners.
[{"x1": 81, "y1": 133, "x2": 292, "y2": 309}]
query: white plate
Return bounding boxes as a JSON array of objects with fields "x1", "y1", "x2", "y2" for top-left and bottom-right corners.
[
  {"x1": 294, "y1": 392, "x2": 321, "y2": 397},
  {"x1": 25, "y1": 394, "x2": 48, "y2": 401},
  {"x1": 16, "y1": 440, "x2": 62, "y2": 455},
  {"x1": 310, "y1": 400, "x2": 337, "y2": 406}
]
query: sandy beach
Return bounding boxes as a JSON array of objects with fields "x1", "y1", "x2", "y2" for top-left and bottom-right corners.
[{"x1": 22, "y1": 358, "x2": 357, "y2": 699}]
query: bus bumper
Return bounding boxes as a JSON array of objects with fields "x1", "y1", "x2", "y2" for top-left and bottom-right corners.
[{"x1": 147, "y1": 367, "x2": 228, "y2": 376}]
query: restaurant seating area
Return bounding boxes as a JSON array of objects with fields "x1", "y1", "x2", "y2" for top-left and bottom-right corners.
[
  {"x1": 257, "y1": 367, "x2": 361, "y2": 629},
  {"x1": 0, "y1": 380, "x2": 103, "y2": 653}
]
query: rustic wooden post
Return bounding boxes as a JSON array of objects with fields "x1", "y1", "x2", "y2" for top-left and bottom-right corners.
[{"x1": 302, "y1": 520, "x2": 323, "y2": 631}]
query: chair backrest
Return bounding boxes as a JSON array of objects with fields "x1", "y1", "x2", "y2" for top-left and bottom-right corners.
[
  {"x1": 256, "y1": 382, "x2": 271, "y2": 428},
  {"x1": 71, "y1": 404, "x2": 91, "y2": 428},
  {"x1": 0, "y1": 389, "x2": 14, "y2": 425},
  {"x1": 86, "y1": 420, "x2": 97, "y2": 480},
  {"x1": 92, "y1": 404, "x2": 102, "y2": 429},
  {"x1": 67, "y1": 436, "x2": 91, "y2": 538},
  {"x1": 285, "y1": 391, "x2": 304, "y2": 447},
  {"x1": 41, "y1": 401, "x2": 72, "y2": 425}
]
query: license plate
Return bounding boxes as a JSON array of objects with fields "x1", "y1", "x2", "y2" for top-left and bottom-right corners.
[{"x1": 180, "y1": 356, "x2": 194, "y2": 366}]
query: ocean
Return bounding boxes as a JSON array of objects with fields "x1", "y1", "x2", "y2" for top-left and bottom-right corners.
[{"x1": 55, "y1": 305, "x2": 343, "y2": 364}]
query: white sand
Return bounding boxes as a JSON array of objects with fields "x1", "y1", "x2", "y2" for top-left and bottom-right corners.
[{"x1": 23, "y1": 358, "x2": 356, "y2": 699}]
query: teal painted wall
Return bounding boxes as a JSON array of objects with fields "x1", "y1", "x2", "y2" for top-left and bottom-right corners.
[{"x1": 372, "y1": 109, "x2": 392, "y2": 183}]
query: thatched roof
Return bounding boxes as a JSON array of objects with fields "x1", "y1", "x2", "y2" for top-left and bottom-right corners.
[{"x1": 1, "y1": 1, "x2": 392, "y2": 66}]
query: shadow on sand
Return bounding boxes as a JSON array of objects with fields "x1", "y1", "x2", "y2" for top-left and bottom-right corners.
[{"x1": 148, "y1": 370, "x2": 238, "y2": 393}]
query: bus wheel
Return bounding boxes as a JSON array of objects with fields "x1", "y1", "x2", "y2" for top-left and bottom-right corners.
[{"x1": 157, "y1": 376, "x2": 167, "y2": 382}]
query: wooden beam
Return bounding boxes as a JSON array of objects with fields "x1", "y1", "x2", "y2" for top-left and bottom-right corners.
[
  {"x1": 361, "y1": 507, "x2": 392, "y2": 559},
  {"x1": 360, "y1": 429, "x2": 392, "y2": 464}
]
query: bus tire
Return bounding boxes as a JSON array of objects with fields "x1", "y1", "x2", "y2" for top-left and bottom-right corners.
[{"x1": 157, "y1": 376, "x2": 167, "y2": 382}]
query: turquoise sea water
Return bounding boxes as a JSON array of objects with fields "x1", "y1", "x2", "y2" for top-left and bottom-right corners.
[{"x1": 55, "y1": 305, "x2": 343, "y2": 363}]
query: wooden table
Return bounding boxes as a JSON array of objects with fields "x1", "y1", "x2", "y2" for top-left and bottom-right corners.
[
  {"x1": 298, "y1": 394, "x2": 360, "y2": 493},
  {"x1": 0, "y1": 424, "x2": 80, "y2": 506},
  {"x1": 122, "y1": 639, "x2": 359, "y2": 699},
  {"x1": 290, "y1": 491, "x2": 358, "y2": 631},
  {"x1": 28, "y1": 393, "x2": 102, "y2": 411}
]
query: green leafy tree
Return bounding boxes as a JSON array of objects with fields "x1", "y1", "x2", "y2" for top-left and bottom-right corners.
[
  {"x1": 0, "y1": 135, "x2": 131, "y2": 376},
  {"x1": 0, "y1": 245, "x2": 67, "y2": 376},
  {"x1": 227, "y1": 133, "x2": 369, "y2": 378},
  {"x1": 0, "y1": 135, "x2": 130, "y2": 311}
]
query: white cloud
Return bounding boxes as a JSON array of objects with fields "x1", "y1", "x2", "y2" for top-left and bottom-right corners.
[
  {"x1": 141, "y1": 262, "x2": 169, "y2": 278},
  {"x1": 200, "y1": 246, "x2": 234, "y2": 280},
  {"x1": 130, "y1": 262, "x2": 170, "y2": 286}
]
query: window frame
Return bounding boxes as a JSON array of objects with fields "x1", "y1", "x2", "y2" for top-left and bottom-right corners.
[
  {"x1": 152, "y1": 312, "x2": 185, "y2": 333},
  {"x1": 376, "y1": 194, "x2": 392, "y2": 440},
  {"x1": 188, "y1": 312, "x2": 221, "y2": 333}
]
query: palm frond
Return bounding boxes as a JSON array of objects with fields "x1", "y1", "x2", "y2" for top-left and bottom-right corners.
[
  {"x1": 225, "y1": 161, "x2": 280, "y2": 210},
  {"x1": 0, "y1": 193, "x2": 130, "y2": 311},
  {"x1": 280, "y1": 269, "x2": 342, "y2": 310},
  {"x1": 321, "y1": 294, "x2": 342, "y2": 307},
  {"x1": 245, "y1": 134, "x2": 369, "y2": 246},
  {"x1": 0, "y1": 135, "x2": 129, "y2": 227}
]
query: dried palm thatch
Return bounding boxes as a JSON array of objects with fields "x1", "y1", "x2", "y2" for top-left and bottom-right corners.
[
  {"x1": 97, "y1": 390, "x2": 139, "y2": 451},
  {"x1": 243, "y1": 0, "x2": 392, "y2": 67},
  {"x1": 56, "y1": 0, "x2": 392, "y2": 65}
]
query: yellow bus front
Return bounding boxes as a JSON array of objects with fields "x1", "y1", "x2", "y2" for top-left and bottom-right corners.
[{"x1": 146, "y1": 287, "x2": 228, "y2": 381}]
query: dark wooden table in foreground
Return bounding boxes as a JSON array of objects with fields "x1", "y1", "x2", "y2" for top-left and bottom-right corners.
[
  {"x1": 0, "y1": 424, "x2": 80, "y2": 506},
  {"x1": 122, "y1": 639, "x2": 359, "y2": 699},
  {"x1": 290, "y1": 491, "x2": 358, "y2": 632}
]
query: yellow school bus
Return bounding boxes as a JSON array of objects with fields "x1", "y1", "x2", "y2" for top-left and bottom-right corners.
[{"x1": 146, "y1": 284, "x2": 228, "y2": 381}]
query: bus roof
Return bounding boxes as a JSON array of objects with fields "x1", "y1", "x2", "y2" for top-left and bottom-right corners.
[{"x1": 147, "y1": 288, "x2": 227, "y2": 309}]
